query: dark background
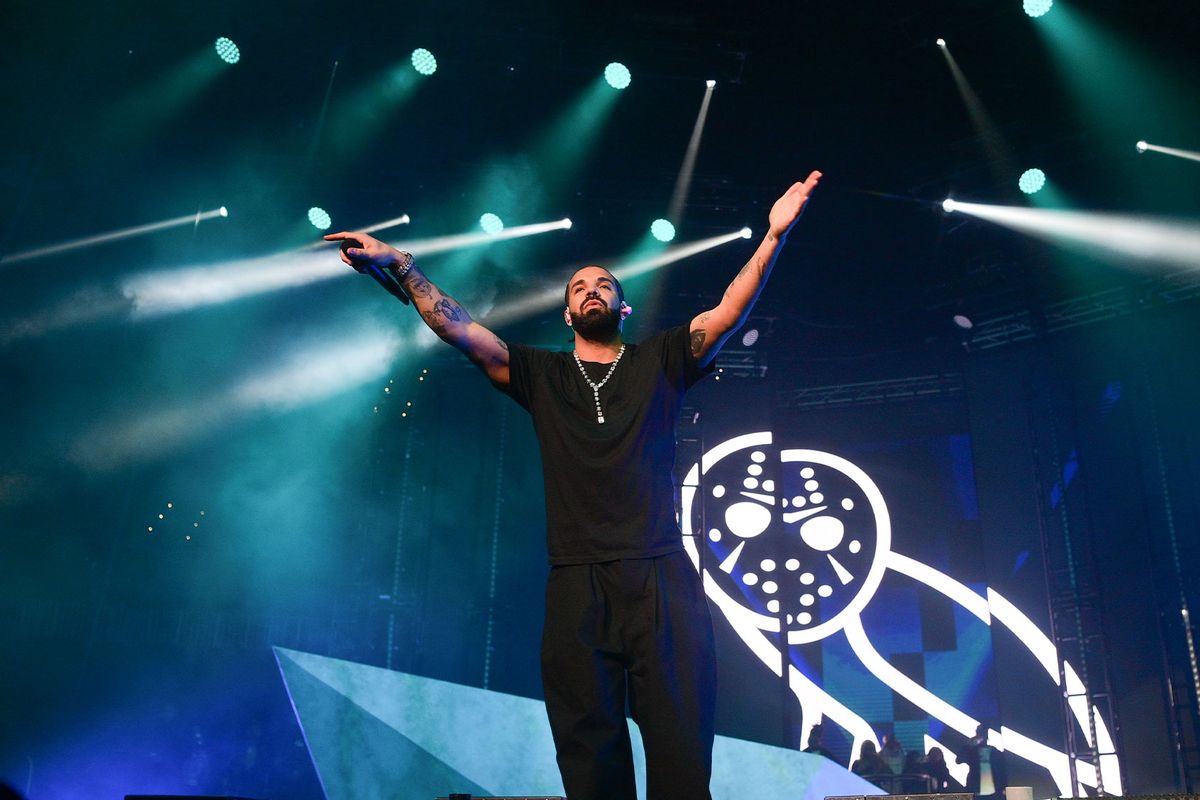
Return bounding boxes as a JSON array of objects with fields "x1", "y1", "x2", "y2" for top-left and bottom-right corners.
[{"x1": 2, "y1": 1, "x2": 1198, "y2": 798}]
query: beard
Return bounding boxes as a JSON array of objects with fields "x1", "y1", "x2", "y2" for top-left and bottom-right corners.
[{"x1": 570, "y1": 304, "x2": 621, "y2": 341}]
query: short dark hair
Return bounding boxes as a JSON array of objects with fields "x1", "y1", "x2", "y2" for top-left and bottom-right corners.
[{"x1": 564, "y1": 265, "x2": 624, "y2": 306}]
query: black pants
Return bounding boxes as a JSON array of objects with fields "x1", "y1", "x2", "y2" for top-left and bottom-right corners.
[{"x1": 541, "y1": 550, "x2": 717, "y2": 800}]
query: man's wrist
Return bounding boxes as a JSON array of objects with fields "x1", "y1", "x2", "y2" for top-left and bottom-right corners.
[{"x1": 388, "y1": 250, "x2": 415, "y2": 280}]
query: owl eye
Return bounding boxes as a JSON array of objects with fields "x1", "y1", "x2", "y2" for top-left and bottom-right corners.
[{"x1": 725, "y1": 501, "x2": 771, "y2": 538}]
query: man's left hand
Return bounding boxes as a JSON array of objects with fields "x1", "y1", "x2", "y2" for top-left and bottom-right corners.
[{"x1": 768, "y1": 170, "x2": 823, "y2": 239}]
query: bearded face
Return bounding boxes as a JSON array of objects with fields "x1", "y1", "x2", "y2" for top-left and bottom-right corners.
[{"x1": 569, "y1": 302, "x2": 621, "y2": 341}]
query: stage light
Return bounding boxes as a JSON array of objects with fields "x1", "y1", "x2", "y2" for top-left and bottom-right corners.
[
  {"x1": 651, "y1": 219, "x2": 676, "y2": 242},
  {"x1": 1132, "y1": 140, "x2": 1200, "y2": 162},
  {"x1": 1018, "y1": 168, "x2": 1047, "y2": 195},
  {"x1": 604, "y1": 62, "x2": 632, "y2": 90},
  {"x1": 953, "y1": 314, "x2": 974, "y2": 330},
  {"x1": 307, "y1": 207, "x2": 332, "y2": 230},
  {"x1": 740, "y1": 227, "x2": 752, "y2": 239},
  {"x1": 936, "y1": 198, "x2": 1200, "y2": 272},
  {"x1": 943, "y1": 198, "x2": 958, "y2": 213},
  {"x1": 706, "y1": 79, "x2": 716, "y2": 88},
  {"x1": 936, "y1": 38, "x2": 946, "y2": 47},
  {"x1": 479, "y1": 213, "x2": 504, "y2": 234},
  {"x1": 214, "y1": 37, "x2": 240, "y2": 64},
  {"x1": 741, "y1": 328, "x2": 760, "y2": 347},
  {"x1": 411, "y1": 48, "x2": 437, "y2": 76},
  {"x1": 0, "y1": 206, "x2": 230, "y2": 266},
  {"x1": 562, "y1": 218, "x2": 573, "y2": 229},
  {"x1": 1023, "y1": 0, "x2": 1053, "y2": 18}
]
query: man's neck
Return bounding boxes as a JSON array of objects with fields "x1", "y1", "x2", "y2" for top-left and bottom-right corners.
[{"x1": 573, "y1": 334, "x2": 623, "y2": 362}]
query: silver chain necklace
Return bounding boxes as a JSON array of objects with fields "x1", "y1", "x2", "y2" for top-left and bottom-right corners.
[{"x1": 572, "y1": 344, "x2": 626, "y2": 424}]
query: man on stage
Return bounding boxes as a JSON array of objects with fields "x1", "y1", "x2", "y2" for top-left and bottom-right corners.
[{"x1": 326, "y1": 169, "x2": 821, "y2": 800}]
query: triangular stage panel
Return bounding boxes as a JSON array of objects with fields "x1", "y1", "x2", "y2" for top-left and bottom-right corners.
[{"x1": 276, "y1": 647, "x2": 881, "y2": 800}]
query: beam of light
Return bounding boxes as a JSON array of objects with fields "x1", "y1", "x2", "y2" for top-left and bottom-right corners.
[
  {"x1": 937, "y1": 42, "x2": 1017, "y2": 181},
  {"x1": 325, "y1": 58, "x2": 424, "y2": 159},
  {"x1": 1136, "y1": 141, "x2": 1200, "y2": 163},
  {"x1": 1033, "y1": 3, "x2": 1182, "y2": 144},
  {"x1": 667, "y1": 81, "x2": 716, "y2": 224},
  {"x1": 0, "y1": 286, "x2": 132, "y2": 347},
  {"x1": 530, "y1": 75, "x2": 624, "y2": 200},
  {"x1": 123, "y1": 218, "x2": 571, "y2": 318},
  {"x1": 0, "y1": 207, "x2": 229, "y2": 266},
  {"x1": 480, "y1": 229, "x2": 752, "y2": 329},
  {"x1": 68, "y1": 330, "x2": 406, "y2": 472},
  {"x1": 2, "y1": 214, "x2": 412, "y2": 343},
  {"x1": 298, "y1": 214, "x2": 410, "y2": 249},
  {"x1": 943, "y1": 199, "x2": 1200, "y2": 271},
  {"x1": 304, "y1": 60, "x2": 340, "y2": 179}
]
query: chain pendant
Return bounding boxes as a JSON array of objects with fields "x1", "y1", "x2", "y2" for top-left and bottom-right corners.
[{"x1": 575, "y1": 345, "x2": 625, "y2": 425}]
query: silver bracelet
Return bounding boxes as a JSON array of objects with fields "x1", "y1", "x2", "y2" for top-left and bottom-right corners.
[{"x1": 390, "y1": 250, "x2": 415, "y2": 280}]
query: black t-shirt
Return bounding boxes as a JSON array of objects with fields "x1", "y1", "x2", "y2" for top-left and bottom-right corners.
[{"x1": 503, "y1": 324, "x2": 712, "y2": 565}]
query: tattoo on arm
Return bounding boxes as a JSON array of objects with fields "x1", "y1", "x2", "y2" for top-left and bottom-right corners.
[
  {"x1": 405, "y1": 274, "x2": 434, "y2": 299},
  {"x1": 493, "y1": 335, "x2": 508, "y2": 351},
  {"x1": 422, "y1": 310, "x2": 447, "y2": 334},
  {"x1": 690, "y1": 328, "x2": 707, "y2": 357},
  {"x1": 434, "y1": 297, "x2": 464, "y2": 322}
]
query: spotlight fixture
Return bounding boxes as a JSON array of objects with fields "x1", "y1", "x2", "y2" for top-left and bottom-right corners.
[
  {"x1": 740, "y1": 227, "x2": 752, "y2": 239},
  {"x1": 307, "y1": 207, "x2": 332, "y2": 230},
  {"x1": 214, "y1": 37, "x2": 241, "y2": 64},
  {"x1": 218, "y1": 206, "x2": 229, "y2": 217},
  {"x1": 411, "y1": 48, "x2": 438, "y2": 76},
  {"x1": 741, "y1": 328, "x2": 760, "y2": 347},
  {"x1": 650, "y1": 219, "x2": 676, "y2": 243},
  {"x1": 1018, "y1": 168, "x2": 1047, "y2": 195},
  {"x1": 479, "y1": 213, "x2": 504, "y2": 234},
  {"x1": 604, "y1": 62, "x2": 632, "y2": 90},
  {"x1": 952, "y1": 314, "x2": 974, "y2": 330},
  {"x1": 942, "y1": 198, "x2": 958, "y2": 213},
  {"x1": 1135, "y1": 140, "x2": 1149, "y2": 153},
  {"x1": 1023, "y1": 0, "x2": 1053, "y2": 18},
  {"x1": 936, "y1": 38, "x2": 947, "y2": 47},
  {"x1": 706, "y1": 79, "x2": 716, "y2": 88}
]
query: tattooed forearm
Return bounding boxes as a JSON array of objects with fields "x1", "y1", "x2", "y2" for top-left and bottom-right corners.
[{"x1": 690, "y1": 329, "x2": 707, "y2": 357}]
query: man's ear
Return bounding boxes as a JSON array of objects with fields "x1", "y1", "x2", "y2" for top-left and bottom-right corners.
[
  {"x1": 564, "y1": 307, "x2": 573, "y2": 326},
  {"x1": 619, "y1": 301, "x2": 633, "y2": 320}
]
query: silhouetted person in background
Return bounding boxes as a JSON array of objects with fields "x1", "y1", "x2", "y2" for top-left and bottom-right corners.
[
  {"x1": 963, "y1": 723, "x2": 1008, "y2": 799},
  {"x1": 803, "y1": 723, "x2": 839, "y2": 765},
  {"x1": 921, "y1": 747, "x2": 964, "y2": 792}
]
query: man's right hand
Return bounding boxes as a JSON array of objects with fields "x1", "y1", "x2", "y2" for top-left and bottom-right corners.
[{"x1": 323, "y1": 231, "x2": 406, "y2": 274}]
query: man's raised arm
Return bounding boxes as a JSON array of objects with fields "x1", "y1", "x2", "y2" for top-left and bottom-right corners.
[
  {"x1": 325, "y1": 231, "x2": 510, "y2": 388},
  {"x1": 688, "y1": 170, "x2": 822, "y2": 366}
]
